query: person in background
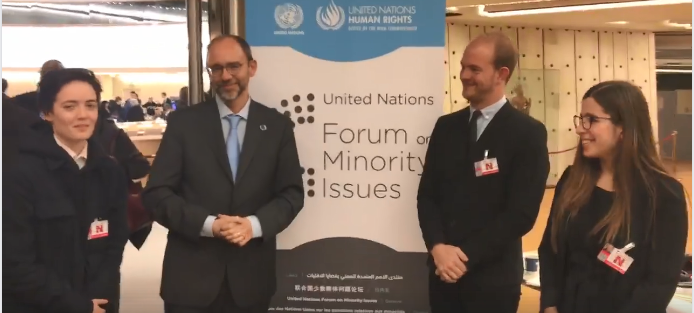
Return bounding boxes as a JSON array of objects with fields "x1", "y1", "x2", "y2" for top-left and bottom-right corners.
[
  {"x1": 417, "y1": 32, "x2": 549, "y2": 313},
  {"x1": 538, "y1": 81, "x2": 688, "y2": 313},
  {"x1": 12, "y1": 59, "x2": 64, "y2": 115},
  {"x1": 144, "y1": 97, "x2": 157, "y2": 116},
  {"x1": 125, "y1": 96, "x2": 145, "y2": 122},
  {"x1": 3, "y1": 93, "x2": 43, "y2": 167},
  {"x1": 142, "y1": 34, "x2": 304, "y2": 313},
  {"x1": 177, "y1": 86, "x2": 189, "y2": 109},
  {"x1": 106, "y1": 100, "x2": 122, "y2": 122},
  {"x1": 161, "y1": 92, "x2": 171, "y2": 106},
  {"x1": 160, "y1": 103, "x2": 173, "y2": 120},
  {"x1": 3, "y1": 78, "x2": 8, "y2": 99},
  {"x1": 93, "y1": 103, "x2": 153, "y2": 313},
  {"x1": 121, "y1": 92, "x2": 135, "y2": 117},
  {"x1": 3, "y1": 68, "x2": 129, "y2": 313}
]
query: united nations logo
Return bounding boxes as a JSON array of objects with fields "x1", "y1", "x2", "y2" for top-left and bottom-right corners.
[
  {"x1": 275, "y1": 3, "x2": 304, "y2": 30},
  {"x1": 316, "y1": 0, "x2": 345, "y2": 31}
]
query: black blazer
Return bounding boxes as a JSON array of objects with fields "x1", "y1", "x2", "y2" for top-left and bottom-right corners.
[
  {"x1": 2, "y1": 127, "x2": 129, "y2": 313},
  {"x1": 142, "y1": 99, "x2": 304, "y2": 307},
  {"x1": 538, "y1": 166, "x2": 688, "y2": 313},
  {"x1": 94, "y1": 111, "x2": 152, "y2": 249},
  {"x1": 417, "y1": 102, "x2": 549, "y2": 286},
  {"x1": 2, "y1": 101, "x2": 43, "y2": 167}
]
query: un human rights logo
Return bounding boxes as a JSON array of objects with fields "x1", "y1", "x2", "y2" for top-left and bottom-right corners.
[
  {"x1": 316, "y1": 0, "x2": 345, "y2": 30},
  {"x1": 275, "y1": 3, "x2": 304, "y2": 29}
]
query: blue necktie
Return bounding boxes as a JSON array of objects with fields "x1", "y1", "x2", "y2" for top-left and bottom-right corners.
[{"x1": 225, "y1": 115, "x2": 242, "y2": 181}]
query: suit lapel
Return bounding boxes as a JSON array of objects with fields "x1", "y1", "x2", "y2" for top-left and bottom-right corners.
[
  {"x1": 236, "y1": 101, "x2": 264, "y2": 182},
  {"x1": 458, "y1": 107, "x2": 472, "y2": 160},
  {"x1": 200, "y1": 101, "x2": 235, "y2": 183}
]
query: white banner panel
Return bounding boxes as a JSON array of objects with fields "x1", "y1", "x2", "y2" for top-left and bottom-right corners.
[{"x1": 245, "y1": 0, "x2": 446, "y2": 312}]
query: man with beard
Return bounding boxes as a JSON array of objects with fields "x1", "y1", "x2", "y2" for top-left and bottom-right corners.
[
  {"x1": 142, "y1": 35, "x2": 304, "y2": 313},
  {"x1": 416, "y1": 32, "x2": 549, "y2": 313}
]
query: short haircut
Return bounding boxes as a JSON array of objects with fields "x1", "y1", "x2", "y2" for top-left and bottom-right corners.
[
  {"x1": 473, "y1": 32, "x2": 518, "y2": 81},
  {"x1": 207, "y1": 35, "x2": 254, "y2": 62},
  {"x1": 37, "y1": 68, "x2": 102, "y2": 114},
  {"x1": 2, "y1": 78, "x2": 7, "y2": 93},
  {"x1": 40, "y1": 60, "x2": 64, "y2": 78}
]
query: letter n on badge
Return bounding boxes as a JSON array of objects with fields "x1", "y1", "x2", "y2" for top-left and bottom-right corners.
[
  {"x1": 598, "y1": 243, "x2": 634, "y2": 274},
  {"x1": 88, "y1": 219, "x2": 109, "y2": 240}
]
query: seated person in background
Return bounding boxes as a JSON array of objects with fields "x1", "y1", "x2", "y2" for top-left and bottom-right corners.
[
  {"x1": 539, "y1": 81, "x2": 688, "y2": 313},
  {"x1": 3, "y1": 68, "x2": 129, "y2": 313}
]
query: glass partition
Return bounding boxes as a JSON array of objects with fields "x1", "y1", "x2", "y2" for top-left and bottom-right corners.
[{"x1": 511, "y1": 68, "x2": 563, "y2": 186}]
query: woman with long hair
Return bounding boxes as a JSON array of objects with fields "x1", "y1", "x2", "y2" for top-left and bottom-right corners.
[
  {"x1": 3, "y1": 69, "x2": 129, "y2": 313},
  {"x1": 538, "y1": 81, "x2": 688, "y2": 313}
]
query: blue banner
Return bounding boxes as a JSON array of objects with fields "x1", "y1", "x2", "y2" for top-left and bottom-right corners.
[{"x1": 246, "y1": 0, "x2": 445, "y2": 62}]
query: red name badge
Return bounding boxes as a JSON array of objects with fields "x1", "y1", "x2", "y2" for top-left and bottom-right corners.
[
  {"x1": 88, "y1": 219, "x2": 109, "y2": 240},
  {"x1": 597, "y1": 242, "x2": 635, "y2": 274},
  {"x1": 474, "y1": 150, "x2": 499, "y2": 177}
]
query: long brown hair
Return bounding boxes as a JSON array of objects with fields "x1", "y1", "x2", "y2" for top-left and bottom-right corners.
[{"x1": 550, "y1": 81, "x2": 671, "y2": 251}]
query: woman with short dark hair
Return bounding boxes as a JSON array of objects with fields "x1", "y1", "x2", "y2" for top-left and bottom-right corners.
[
  {"x1": 539, "y1": 81, "x2": 688, "y2": 313},
  {"x1": 3, "y1": 68, "x2": 129, "y2": 313}
]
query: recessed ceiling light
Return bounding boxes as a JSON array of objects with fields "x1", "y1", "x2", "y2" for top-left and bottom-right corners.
[
  {"x1": 664, "y1": 20, "x2": 693, "y2": 29},
  {"x1": 607, "y1": 21, "x2": 629, "y2": 24},
  {"x1": 446, "y1": 6, "x2": 459, "y2": 12}
]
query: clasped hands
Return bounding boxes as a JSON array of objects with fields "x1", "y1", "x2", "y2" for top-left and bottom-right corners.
[
  {"x1": 212, "y1": 215, "x2": 253, "y2": 247},
  {"x1": 431, "y1": 244, "x2": 468, "y2": 283}
]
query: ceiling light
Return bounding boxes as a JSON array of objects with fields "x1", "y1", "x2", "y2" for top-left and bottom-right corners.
[
  {"x1": 663, "y1": 20, "x2": 693, "y2": 29},
  {"x1": 478, "y1": 0, "x2": 692, "y2": 17},
  {"x1": 656, "y1": 69, "x2": 692, "y2": 73},
  {"x1": 607, "y1": 21, "x2": 629, "y2": 25},
  {"x1": 446, "y1": 7, "x2": 458, "y2": 12}
]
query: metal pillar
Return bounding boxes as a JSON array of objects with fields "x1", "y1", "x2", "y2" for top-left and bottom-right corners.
[
  {"x1": 226, "y1": 0, "x2": 245, "y2": 38},
  {"x1": 208, "y1": 0, "x2": 245, "y2": 40},
  {"x1": 186, "y1": 0, "x2": 204, "y2": 105}
]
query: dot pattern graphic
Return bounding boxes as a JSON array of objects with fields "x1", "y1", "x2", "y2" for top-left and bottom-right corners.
[
  {"x1": 300, "y1": 167, "x2": 316, "y2": 197},
  {"x1": 281, "y1": 93, "x2": 316, "y2": 127}
]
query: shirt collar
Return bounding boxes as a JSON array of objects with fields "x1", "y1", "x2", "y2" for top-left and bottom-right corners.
[
  {"x1": 216, "y1": 95, "x2": 250, "y2": 120},
  {"x1": 54, "y1": 135, "x2": 88, "y2": 161},
  {"x1": 470, "y1": 96, "x2": 506, "y2": 121}
]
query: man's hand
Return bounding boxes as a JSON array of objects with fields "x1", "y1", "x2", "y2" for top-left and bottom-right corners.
[
  {"x1": 219, "y1": 215, "x2": 253, "y2": 247},
  {"x1": 92, "y1": 299, "x2": 108, "y2": 313},
  {"x1": 544, "y1": 307, "x2": 559, "y2": 313},
  {"x1": 211, "y1": 215, "x2": 237, "y2": 238},
  {"x1": 431, "y1": 244, "x2": 468, "y2": 283}
]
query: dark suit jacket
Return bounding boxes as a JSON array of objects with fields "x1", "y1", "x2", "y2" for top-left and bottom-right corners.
[
  {"x1": 538, "y1": 166, "x2": 688, "y2": 313},
  {"x1": 3, "y1": 101, "x2": 43, "y2": 167},
  {"x1": 417, "y1": 102, "x2": 549, "y2": 286},
  {"x1": 142, "y1": 99, "x2": 304, "y2": 307},
  {"x1": 94, "y1": 111, "x2": 152, "y2": 250},
  {"x1": 12, "y1": 90, "x2": 40, "y2": 115}
]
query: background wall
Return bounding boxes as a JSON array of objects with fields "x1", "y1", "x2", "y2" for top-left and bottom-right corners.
[
  {"x1": 3, "y1": 71, "x2": 205, "y2": 101},
  {"x1": 443, "y1": 23, "x2": 659, "y2": 184},
  {"x1": 2, "y1": 24, "x2": 209, "y2": 69}
]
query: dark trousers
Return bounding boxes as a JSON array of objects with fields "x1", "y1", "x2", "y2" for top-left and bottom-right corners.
[
  {"x1": 429, "y1": 272, "x2": 521, "y2": 313},
  {"x1": 164, "y1": 277, "x2": 270, "y2": 313}
]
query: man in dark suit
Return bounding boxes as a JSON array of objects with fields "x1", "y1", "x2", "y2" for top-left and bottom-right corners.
[
  {"x1": 142, "y1": 35, "x2": 304, "y2": 313},
  {"x1": 417, "y1": 32, "x2": 549, "y2": 313},
  {"x1": 12, "y1": 60, "x2": 64, "y2": 115},
  {"x1": 3, "y1": 99, "x2": 44, "y2": 168}
]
